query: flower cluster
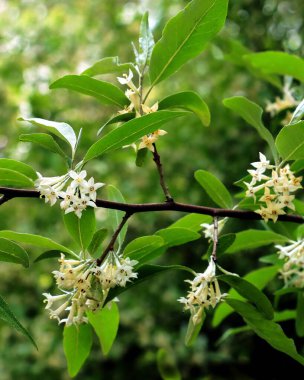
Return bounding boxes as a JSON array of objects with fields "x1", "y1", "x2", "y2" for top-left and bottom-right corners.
[
  {"x1": 117, "y1": 69, "x2": 167, "y2": 152},
  {"x1": 178, "y1": 258, "x2": 227, "y2": 325},
  {"x1": 276, "y1": 240, "x2": 304, "y2": 288},
  {"x1": 266, "y1": 84, "x2": 299, "y2": 117},
  {"x1": 43, "y1": 253, "x2": 138, "y2": 326},
  {"x1": 244, "y1": 153, "x2": 302, "y2": 222},
  {"x1": 35, "y1": 170, "x2": 104, "y2": 218}
]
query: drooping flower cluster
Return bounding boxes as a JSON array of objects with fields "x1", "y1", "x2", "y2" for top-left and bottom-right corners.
[
  {"x1": 244, "y1": 153, "x2": 302, "y2": 222},
  {"x1": 178, "y1": 258, "x2": 227, "y2": 325},
  {"x1": 43, "y1": 253, "x2": 138, "y2": 326},
  {"x1": 276, "y1": 240, "x2": 304, "y2": 288},
  {"x1": 117, "y1": 69, "x2": 167, "y2": 152},
  {"x1": 35, "y1": 170, "x2": 104, "y2": 218}
]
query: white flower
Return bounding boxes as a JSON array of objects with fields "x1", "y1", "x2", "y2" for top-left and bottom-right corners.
[
  {"x1": 251, "y1": 152, "x2": 273, "y2": 173},
  {"x1": 69, "y1": 170, "x2": 87, "y2": 190},
  {"x1": 42, "y1": 293, "x2": 68, "y2": 309},
  {"x1": 201, "y1": 218, "x2": 227, "y2": 241},
  {"x1": 84, "y1": 177, "x2": 105, "y2": 201},
  {"x1": 141, "y1": 102, "x2": 158, "y2": 114},
  {"x1": 117, "y1": 69, "x2": 133, "y2": 85},
  {"x1": 138, "y1": 130, "x2": 167, "y2": 152}
]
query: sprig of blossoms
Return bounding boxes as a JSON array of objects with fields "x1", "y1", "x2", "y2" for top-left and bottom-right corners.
[
  {"x1": 276, "y1": 240, "x2": 304, "y2": 288},
  {"x1": 116, "y1": 70, "x2": 167, "y2": 152},
  {"x1": 244, "y1": 153, "x2": 302, "y2": 222},
  {"x1": 43, "y1": 253, "x2": 138, "y2": 326},
  {"x1": 35, "y1": 169, "x2": 104, "y2": 218},
  {"x1": 178, "y1": 258, "x2": 227, "y2": 325},
  {"x1": 266, "y1": 83, "x2": 299, "y2": 117}
]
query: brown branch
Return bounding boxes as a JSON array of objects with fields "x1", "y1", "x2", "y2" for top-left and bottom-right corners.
[
  {"x1": 152, "y1": 143, "x2": 173, "y2": 202},
  {"x1": 96, "y1": 212, "x2": 132, "y2": 266},
  {"x1": 211, "y1": 217, "x2": 219, "y2": 261},
  {"x1": 0, "y1": 186, "x2": 303, "y2": 223}
]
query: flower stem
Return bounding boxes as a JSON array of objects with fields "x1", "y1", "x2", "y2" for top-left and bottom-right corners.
[{"x1": 152, "y1": 143, "x2": 173, "y2": 202}]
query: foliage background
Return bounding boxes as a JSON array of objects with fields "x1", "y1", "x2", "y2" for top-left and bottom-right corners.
[{"x1": 0, "y1": 0, "x2": 304, "y2": 378}]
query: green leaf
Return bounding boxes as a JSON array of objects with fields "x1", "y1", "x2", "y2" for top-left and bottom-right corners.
[
  {"x1": 296, "y1": 291, "x2": 304, "y2": 337},
  {"x1": 50, "y1": 75, "x2": 129, "y2": 108},
  {"x1": 0, "y1": 158, "x2": 37, "y2": 180},
  {"x1": 156, "y1": 227, "x2": 200, "y2": 248},
  {"x1": 219, "y1": 275, "x2": 274, "y2": 320},
  {"x1": 84, "y1": 111, "x2": 186, "y2": 162},
  {"x1": 107, "y1": 185, "x2": 127, "y2": 250},
  {"x1": 0, "y1": 294, "x2": 37, "y2": 349},
  {"x1": 18, "y1": 117, "x2": 77, "y2": 155},
  {"x1": 206, "y1": 233, "x2": 236, "y2": 257},
  {"x1": 0, "y1": 238, "x2": 29, "y2": 267},
  {"x1": 157, "y1": 348, "x2": 181, "y2": 380},
  {"x1": 275, "y1": 121, "x2": 304, "y2": 161},
  {"x1": 0, "y1": 168, "x2": 34, "y2": 188},
  {"x1": 136, "y1": 12, "x2": 154, "y2": 69},
  {"x1": 185, "y1": 311, "x2": 206, "y2": 347},
  {"x1": 97, "y1": 113, "x2": 136, "y2": 136},
  {"x1": 159, "y1": 92, "x2": 210, "y2": 126},
  {"x1": 290, "y1": 99, "x2": 304, "y2": 125},
  {"x1": 81, "y1": 57, "x2": 133, "y2": 77},
  {"x1": 0, "y1": 230, "x2": 75, "y2": 256},
  {"x1": 108, "y1": 264, "x2": 193, "y2": 300},
  {"x1": 87, "y1": 302, "x2": 119, "y2": 355},
  {"x1": 63, "y1": 324, "x2": 93, "y2": 377},
  {"x1": 123, "y1": 235, "x2": 164, "y2": 264},
  {"x1": 259, "y1": 254, "x2": 284, "y2": 266},
  {"x1": 223, "y1": 96, "x2": 278, "y2": 162},
  {"x1": 87, "y1": 229, "x2": 107, "y2": 258},
  {"x1": 194, "y1": 169, "x2": 233, "y2": 208},
  {"x1": 34, "y1": 250, "x2": 63, "y2": 262},
  {"x1": 226, "y1": 299, "x2": 304, "y2": 366},
  {"x1": 135, "y1": 147, "x2": 148, "y2": 167},
  {"x1": 244, "y1": 51, "x2": 304, "y2": 83},
  {"x1": 213, "y1": 266, "x2": 279, "y2": 327},
  {"x1": 64, "y1": 208, "x2": 96, "y2": 251},
  {"x1": 226, "y1": 229, "x2": 289, "y2": 253},
  {"x1": 149, "y1": 0, "x2": 228, "y2": 85},
  {"x1": 169, "y1": 213, "x2": 212, "y2": 232},
  {"x1": 19, "y1": 133, "x2": 67, "y2": 158}
]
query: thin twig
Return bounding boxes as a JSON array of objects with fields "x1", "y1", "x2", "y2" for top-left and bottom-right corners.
[
  {"x1": 152, "y1": 143, "x2": 173, "y2": 202},
  {"x1": 96, "y1": 212, "x2": 132, "y2": 266},
  {"x1": 0, "y1": 186, "x2": 303, "y2": 223}
]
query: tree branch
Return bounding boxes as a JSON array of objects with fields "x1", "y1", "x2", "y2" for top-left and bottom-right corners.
[
  {"x1": 0, "y1": 186, "x2": 303, "y2": 223},
  {"x1": 152, "y1": 143, "x2": 173, "y2": 202},
  {"x1": 96, "y1": 212, "x2": 132, "y2": 266}
]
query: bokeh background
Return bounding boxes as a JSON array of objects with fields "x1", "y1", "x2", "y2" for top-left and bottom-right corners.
[{"x1": 0, "y1": 0, "x2": 304, "y2": 379}]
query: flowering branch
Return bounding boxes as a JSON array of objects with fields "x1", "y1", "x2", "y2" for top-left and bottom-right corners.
[
  {"x1": 0, "y1": 186, "x2": 303, "y2": 223},
  {"x1": 211, "y1": 217, "x2": 219, "y2": 261},
  {"x1": 96, "y1": 212, "x2": 133, "y2": 266}
]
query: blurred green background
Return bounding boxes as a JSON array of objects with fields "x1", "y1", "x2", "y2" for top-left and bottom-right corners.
[{"x1": 0, "y1": 0, "x2": 304, "y2": 379}]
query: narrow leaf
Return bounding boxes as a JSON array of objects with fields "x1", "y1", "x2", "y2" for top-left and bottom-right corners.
[
  {"x1": 97, "y1": 113, "x2": 135, "y2": 136},
  {"x1": 296, "y1": 291, "x2": 304, "y2": 337},
  {"x1": 157, "y1": 348, "x2": 181, "y2": 380},
  {"x1": 63, "y1": 208, "x2": 96, "y2": 251},
  {"x1": 169, "y1": 214, "x2": 212, "y2": 232},
  {"x1": 84, "y1": 111, "x2": 186, "y2": 162},
  {"x1": 194, "y1": 169, "x2": 233, "y2": 208},
  {"x1": 244, "y1": 51, "x2": 304, "y2": 83},
  {"x1": 156, "y1": 228, "x2": 200, "y2": 248},
  {"x1": 226, "y1": 229, "x2": 289, "y2": 253},
  {"x1": 159, "y1": 91, "x2": 210, "y2": 126},
  {"x1": 185, "y1": 311, "x2": 205, "y2": 347},
  {"x1": 0, "y1": 230, "x2": 75, "y2": 256},
  {"x1": 123, "y1": 235, "x2": 164, "y2": 264},
  {"x1": 81, "y1": 57, "x2": 133, "y2": 77},
  {"x1": 149, "y1": 0, "x2": 228, "y2": 85},
  {"x1": 0, "y1": 158, "x2": 37, "y2": 180},
  {"x1": 87, "y1": 228, "x2": 107, "y2": 258},
  {"x1": 0, "y1": 294, "x2": 37, "y2": 349},
  {"x1": 19, "y1": 133, "x2": 67, "y2": 158},
  {"x1": 290, "y1": 99, "x2": 304, "y2": 125},
  {"x1": 219, "y1": 275, "x2": 274, "y2": 319},
  {"x1": 226, "y1": 299, "x2": 304, "y2": 366},
  {"x1": 223, "y1": 96, "x2": 278, "y2": 162},
  {"x1": 63, "y1": 324, "x2": 93, "y2": 377},
  {"x1": 50, "y1": 75, "x2": 129, "y2": 108},
  {"x1": 87, "y1": 302, "x2": 119, "y2": 355},
  {"x1": 0, "y1": 168, "x2": 34, "y2": 188},
  {"x1": 275, "y1": 121, "x2": 304, "y2": 161},
  {"x1": 0, "y1": 238, "x2": 29, "y2": 267},
  {"x1": 18, "y1": 117, "x2": 77, "y2": 155}
]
